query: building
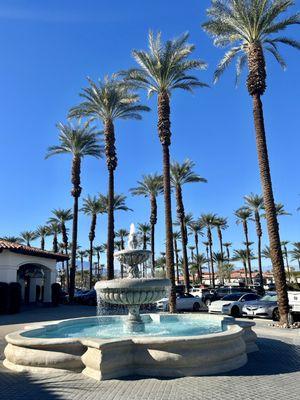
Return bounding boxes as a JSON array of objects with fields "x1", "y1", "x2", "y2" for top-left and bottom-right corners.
[{"x1": 0, "y1": 240, "x2": 68, "y2": 304}]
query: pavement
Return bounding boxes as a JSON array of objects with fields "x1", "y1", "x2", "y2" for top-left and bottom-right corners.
[{"x1": 0, "y1": 306, "x2": 300, "y2": 400}]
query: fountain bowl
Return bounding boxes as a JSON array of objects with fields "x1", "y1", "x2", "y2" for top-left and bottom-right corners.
[
  {"x1": 114, "y1": 248, "x2": 151, "y2": 266},
  {"x1": 95, "y1": 278, "x2": 170, "y2": 305}
]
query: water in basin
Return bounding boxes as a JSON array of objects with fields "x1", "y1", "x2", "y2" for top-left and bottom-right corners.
[{"x1": 22, "y1": 315, "x2": 226, "y2": 339}]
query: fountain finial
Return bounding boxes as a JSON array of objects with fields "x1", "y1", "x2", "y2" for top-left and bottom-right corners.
[{"x1": 128, "y1": 223, "x2": 138, "y2": 250}]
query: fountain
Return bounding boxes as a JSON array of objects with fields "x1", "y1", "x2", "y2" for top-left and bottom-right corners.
[
  {"x1": 95, "y1": 223, "x2": 170, "y2": 332},
  {"x1": 3, "y1": 224, "x2": 258, "y2": 380}
]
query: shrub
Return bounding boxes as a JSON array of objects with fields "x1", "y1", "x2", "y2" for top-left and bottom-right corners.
[
  {"x1": 0, "y1": 282, "x2": 9, "y2": 314},
  {"x1": 8, "y1": 282, "x2": 21, "y2": 314},
  {"x1": 51, "y1": 283, "x2": 61, "y2": 306}
]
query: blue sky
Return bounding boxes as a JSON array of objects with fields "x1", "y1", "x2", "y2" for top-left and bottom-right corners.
[{"x1": 0, "y1": 0, "x2": 299, "y2": 270}]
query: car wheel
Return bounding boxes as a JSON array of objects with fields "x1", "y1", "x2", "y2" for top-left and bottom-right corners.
[
  {"x1": 205, "y1": 299, "x2": 211, "y2": 307},
  {"x1": 193, "y1": 302, "x2": 200, "y2": 312},
  {"x1": 272, "y1": 308, "x2": 279, "y2": 322},
  {"x1": 231, "y1": 306, "x2": 240, "y2": 318}
]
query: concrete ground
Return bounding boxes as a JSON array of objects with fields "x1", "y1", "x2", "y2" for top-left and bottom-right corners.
[{"x1": 0, "y1": 306, "x2": 299, "y2": 400}]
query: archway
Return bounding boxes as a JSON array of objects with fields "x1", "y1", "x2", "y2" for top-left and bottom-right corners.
[{"x1": 17, "y1": 263, "x2": 51, "y2": 304}]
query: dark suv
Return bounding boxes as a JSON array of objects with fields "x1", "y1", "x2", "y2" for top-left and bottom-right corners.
[{"x1": 205, "y1": 287, "x2": 254, "y2": 305}]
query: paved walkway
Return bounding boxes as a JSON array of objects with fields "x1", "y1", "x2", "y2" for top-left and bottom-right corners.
[{"x1": 0, "y1": 306, "x2": 300, "y2": 400}]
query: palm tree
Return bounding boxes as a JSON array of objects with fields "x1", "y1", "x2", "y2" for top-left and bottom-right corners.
[
  {"x1": 202, "y1": 0, "x2": 300, "y2": 324},
  {"x1": 81, "y1": 195, "x2": 105, "y2": 289},
  {"x1": 213, "y1": 252, "x2": 226, "y2": 285},
  {"x1": 203, "y1": 241, "x2": 211, "y2": 286},
  {"x1": 223, "y1": 242, "x2": 232, "y2": 262},
  {"x1": 137, "y1": 223, "x2": 151, "y2": 250},
  {"x1": 233, "y1": 249, "x2": 250, "y2": 285},
  {"x1": 290, "y1": 243, "x2": 300, "y2": 271},
  {"x1": 0, "y1": 236, "x2": 22, "y2": 243},
  {"x1": 235, "y1": 207, "x2": 253, "y2": 284},
  {"x1": 124, "y1": 31, "x2": 208, "y2": 312},
  {"x1": 48, "y1": 222, "x2": 61, "y2": 253},
  {"x1": 200, "y1": 214, "x2": 218, "y2": 287},
  {"x1": 262, "y1": 245, "x2": 271, "y2": 260},
  {"x1": 244, "y1": 193, "x2": 264, "y2": 287},
  {"x1": 46, "y1": 120, "x2": 103, "y2": 301},
  {"x1": 194, "y1": 253, "x2": 207, "y2": 283},
  {"x1": 213, "y1": 216, "x2": 228, "y2": 270},
  {"x1": 115, "y1": 229, "x2": 128, "y2": 278},
  {"x1": 69, "y1": 76, "x2": 149, "y2": 281},
  {"x1": 171, "y1": 159, "x2": 207, "y2": 292},
  {"x1": 281, "y1": 241, "x2": 291, "y2": 283},
  {"x1": 187, "y1": 219, "x2": 204, "y2": 282},
  {"x1": 78, "y1": 250, "x2": 87, "y2": 287},
  {"x1": 19, "y1": 231, "x2": 37, "y2": 247},
  {"x1": 35, "y1": 225, "x2": 50, "y2": 250},
  {"x1": 130, "y1": 173, "x2": 163, "y2": 275},
  {"x1": 172, "y1": 231, "x2": 181, "y2": 284},
  {"x1": 93, "y1": 245, "x2": 105, "y2": 279}
]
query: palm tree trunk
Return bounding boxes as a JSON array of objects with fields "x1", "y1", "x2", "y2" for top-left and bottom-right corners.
[
  {"x1": 205, "y1": 244, "x2": 211, "y2": 286},
  {"x1": 252, "y1": 93, "x2": 289, "y2": 324},
  {"x1": 80, "y1": 257, "x2": 84, "y2": 286},
  {"x1": 104, "y1": 119, "x2": 117, "y2": 281},
  {"x1": 97, "y1": 251, "x2": 100, "y2": 280},
  {"x1": 41, "y1": 237, "x2": 45, "y2": 250},
  {"x1": 208, "y1": 229, "x2": 215, "y2": 288},
  {"x1": 53, "y1": 234, "x2": 58, "y2": 253},
  {"x1": 176, "y1": 185, "x2": 190, "y2": 292},
  {"x1": 158, "y1": 92, "x2": 176, "y2": 312},
  {"x1": 69, "y1": 156, "x2": 81, "y2": 302},
  {"x1": 150, "y1": 195, "x2": 157, "y2": 277},
  {"x1": 194, "y1": 233, "x2": 201, "y2": 283},
  {"x1": 173, "y1": 238, "x2": 180, "y2": 284},
  {"x1": 89, "y1": 214, "x2": 96, "y2": 289},
  {"x1": 243, "y1": 261, "x2": 248, "y2": 284},
  {"x1": 244, "y1": 223, "x2": 253, "y2": 284}
]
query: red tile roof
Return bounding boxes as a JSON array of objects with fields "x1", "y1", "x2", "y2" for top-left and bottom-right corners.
[{"x1": 0, "y1": 240, "x2": 69, "y2": 262}]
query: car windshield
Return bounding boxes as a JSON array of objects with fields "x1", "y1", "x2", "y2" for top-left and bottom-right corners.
[
  {"x1": 222, "y1": 293, "x2": 243, "y2": 301},
  {"x1": 261, "y1": 294, "x2": 277, "y2": 302}
]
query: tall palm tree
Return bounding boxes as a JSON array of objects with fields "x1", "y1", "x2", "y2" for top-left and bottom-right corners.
[
  {"x1": 223, "y1": 242, "x2": 232, "y2": 262},
  {"x1": 19, "y1": 230, "x2": 37, "y2": 247},
  {"x1": 235, "y1": 207, "x2": 253, "y2": 284},
  {"x1": 194, "y1": 253, "x2": 207, "y2": 283},
  {"x1": 78, "y1": 250, "x2": 87, "y2": 287},
  {"x1": 69, "y1": 76, "x2": 149, "y2": 281},
  {"x1": 137, "y1": 223, "x2": 151, "y2": 250},
  {"x1": 233, "y1": 249, "x2": 250, "y2": 285},
  {"x1": 171, "y1": 159, "x2": 207, "y2": 292},
  {"x1": 203, "y1": 240, "x2": 211, "y2": 286},
  {"x1": 46, "y1": 121, "x2": 103, "y2": 301},
  {"x1": 48, "y1": 222, "x2": 61, "y2": 253},
  {"x1": 35, "y1": 225, "x2": 50, "y2": 250},
  {"x1": 213, "y1": 252, "x2": 226, "y2": 285},
  {"x1": 93, "y1": 245, "x2": 105, "y2": 280},
  {"x1": 200, "y1": 213, "x2": 218, "y2": 287},
  {"x1": 187, "y1": 219, "x2": 204, "y2": 282},
  {"x1": 115, "y1": 229, "x2": 128, "y2": 278},
  {"x1": 81, "y1": 195, "x2": 105, "y2": 289},
  {"x1": 290, "y1": 243, "x2": 300, "y2": 270},
  {"x1": 214, "y1": 216, "x2": 228, "y2": 255},
  {"x1": 244, "y1": 193, "x2": 264, "y2": 287},
  {"x1": 130, "y1": 173, "x2": 163, "y2": 275},
  {"x1": 172, "y1": 231, "x2": 181, "y2": 284},
  {"x1": 281, "y1": 241, "x2": 291, "y2": 282},
  {"x1": 124, "y1": 31, "x2": 208, "y2": 312},
  {"x1": 203, "y1": 0, "x2": 300, "y2": 324}
]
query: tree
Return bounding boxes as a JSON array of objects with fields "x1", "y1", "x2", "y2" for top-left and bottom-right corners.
[
  {"x1": 214, "y1": 216, "x2": 228, "y2": 269},
  {"x1": 69, "y1": 76, "x2": 149, "y2": 281},
  {"x1": 223, "y1": 242, "x2": 232, "y2": 262},
  {"x1": 200, "y1": 214, "x2": 218, "y2": 287},
  {"x1": 0, "y1": 236, "x2": 22, "y2": 243},
  {"x1": 130, "y1": 173, "x2": 163, "y2": 275},
  {"x1": 78, "y1": 250, "x2": 87, "y2": 287},
  {"x1": 82, "y1": 195, "x2": 105, "y2": 289},
  {"x1": 194, "y1": 253, "x2": 207, "y2": 283},
  {"x1": 262, "y1": 245, "x2": 271, "y2": 259},
  {"x1": 35, "y1": 225, "x2": 50, "y2": 250},
  {"x1": 137, "y1": 223, "x2": 151, "y2": 250},
  {"x1": 290, "y1": 243, "x2": 300, "y2": 270},
  {"x1": 244, "y1": 193, "x2": 264, "y2": 287},
  {"x1": 233, "y1": 249, "x2": 253, "y2": 285},
  {"x1": 235, "y1": 207, "x2": 253, "y2": 283},
  {"x1": 187, "y1": 219, "x2": 204, "y2": 283},
  {"x1": 203, "y1": 0, "x2": 300, "y2": 324},
  {"x1": 281, "y1": 241, "x2": 291, "y2": 282},
  {"x1": 48, "y1": 222, "x2": 61, "y2": 253},
  {"x1": 203, "y1": 241, "x2": 211, "y2": 286},
  {"x1": 172, "y1": 231, "x2": 181, "y2": 284},
  {"x1": 46, "y1": 120, "x2": 103, "y2": 301},
  {"x1": 115, "y1": 229, "x2": 128, "y2": 278},
  {"x1": 171, "y1": 159, "x2": 207, "y2": 292},
  {"x1": 213, "y1": 251, "x2": 226, "y2": 285},
  {"x1": 93, "y1": 245, "x2": 105, "y2": 279},
  {"x1": 19, "y1": 231, "x2": 37, "y2": 247},
  {"x1": 124, "y1": 31, "x2": 208, "y2": 312}
]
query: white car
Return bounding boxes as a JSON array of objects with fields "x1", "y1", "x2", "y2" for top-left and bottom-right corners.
[
  {"x1": 208, "y1": 292, "x2": 260, "y2": 317},
  {"x1": 156, "y1": 293, "x2": 205, "y2": 312}
]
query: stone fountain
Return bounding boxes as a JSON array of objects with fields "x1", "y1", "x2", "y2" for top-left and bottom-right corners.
[{"x1": 95, "y1": 223, "x2": 170, "y2": 332}]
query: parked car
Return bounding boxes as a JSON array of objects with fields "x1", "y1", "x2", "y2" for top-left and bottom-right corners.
[
  {"x1": 208, "y1": 292, "x2": 260, "y2": 317},
  {"x1": 189, "y1": 287, "x2": 215, "y2": 307},
  {"x1": 213, "y1": 286, "x2": 255, "y2": 301},
  {"x1": 242, "y1": 292, "x2": 279, "y2": 320},
  {"x1": 156, "y1": 293, "x2": 205, "y2": 312}
]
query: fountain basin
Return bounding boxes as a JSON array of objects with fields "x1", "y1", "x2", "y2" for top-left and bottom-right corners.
[
  {"x1": 4, "y1": 314, "x2": 258, "y2": 380},
  {"x1": 114, "y1": 248, "x2": 151, "y2": 266}
]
